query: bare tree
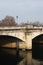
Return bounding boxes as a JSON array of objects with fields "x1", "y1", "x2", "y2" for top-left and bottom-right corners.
[{"x1": 0, "y1": 16, "x2": 17, "y2": 26}]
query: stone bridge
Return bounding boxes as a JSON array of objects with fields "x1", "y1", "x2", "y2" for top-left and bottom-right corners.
[{"x1": 0, "y1": 25, "x2": 43, "y2": 50}]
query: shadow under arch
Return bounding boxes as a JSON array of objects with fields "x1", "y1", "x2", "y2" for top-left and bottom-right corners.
[
  {"x1": 32, "y1": 34, "x2": 43, "y2": 60},
  {"x1": 0, "y1": 35, "x2": 25, "y2": 65},
  {"x1": 0, "y1": 35, "x2": 24, "y2": 48}
]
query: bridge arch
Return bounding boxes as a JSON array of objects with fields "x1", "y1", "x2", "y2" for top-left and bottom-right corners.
[
  {"x1": 32, "y1": 32, "x2": 43, "y2": 49},
  {"x1": 32, "y1": 34, "x2": 43, "y2": 59},
  {"x1": 31, "y1": 31, "x2": 43, "y2": 39},
  {"x1": 26, "y1": 31, "x2": 43, "y2": 49},
  {"x1": 0, "y1": 32, "x2": 25, "y2": 42},
  {"x1": 32, "y1": 34, "x2": 43, "y2": 43},
  {"x1": 0, "y1": 35, "x2": 24, "y2": 48},
  {"x1": 0, "y1": 35, "x2": 24, "y2": 42}
]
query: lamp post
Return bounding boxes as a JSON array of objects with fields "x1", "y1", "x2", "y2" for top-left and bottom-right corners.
[{"x1": 16, "y1": 16, "x2": 18, "y2": 24}]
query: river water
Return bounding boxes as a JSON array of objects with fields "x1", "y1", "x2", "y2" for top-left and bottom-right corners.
[{"x1": 0, "y1": 48, "x2": 43, "y2": 65}]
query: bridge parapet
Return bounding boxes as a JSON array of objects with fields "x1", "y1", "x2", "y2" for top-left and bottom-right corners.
[{"x1": 0, "y1": 26, "x2": 43, "y2": 29}]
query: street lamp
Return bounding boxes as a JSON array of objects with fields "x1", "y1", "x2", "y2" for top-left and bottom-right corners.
[{"x1": 16, "y1": 16, "x2": 18, "y2": 24}]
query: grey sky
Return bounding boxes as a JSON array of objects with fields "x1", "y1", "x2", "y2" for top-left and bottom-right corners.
[{"x1": 0, "y1": 0, "x2": 43, "y2": 23}]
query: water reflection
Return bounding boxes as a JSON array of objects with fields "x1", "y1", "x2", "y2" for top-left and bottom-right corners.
[
  {"x1": 0, "y1": 48, "x2": 26, "y2": 65},
  {"x1": 0, "y1": 48, "x2": 43, "y2": 65}
]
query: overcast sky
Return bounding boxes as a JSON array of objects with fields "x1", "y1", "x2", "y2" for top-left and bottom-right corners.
[{"x1": 0, "y1": 0, "x2": 43, "y2": 23}]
